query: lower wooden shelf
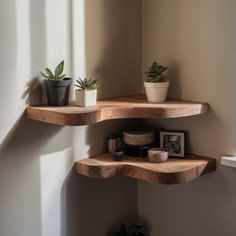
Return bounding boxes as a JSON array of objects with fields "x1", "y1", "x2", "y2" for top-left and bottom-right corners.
[{"x1": 74, "y1": 153, "x2": 216, "y2": 185}]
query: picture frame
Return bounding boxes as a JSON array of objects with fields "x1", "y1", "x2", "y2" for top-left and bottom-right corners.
[{"x1": 160, "y1": 131, "x2": 186, "y2": 157}]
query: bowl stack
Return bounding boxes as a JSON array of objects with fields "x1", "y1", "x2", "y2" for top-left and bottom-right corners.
[{"x1": 122, "y1": 131, "x2": 154, "y2": 157}]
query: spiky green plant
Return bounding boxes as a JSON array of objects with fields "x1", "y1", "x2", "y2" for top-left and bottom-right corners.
[
  {"x1": 75, "y1": 77, "x2": 97, "y2": 90},
  {"x1": 40, "y1": 60, "x2": 66, "y2": 80},
  {"x1": 145, "y1": 61, "x2": 168, "y2": 83},
  {"x1": 115, "y1": 224, "x2": 148, "y2": 236}
]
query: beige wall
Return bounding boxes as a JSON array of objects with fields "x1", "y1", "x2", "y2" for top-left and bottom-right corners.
[
  {"x1": 0, "y1": 0, "x2": 141, "y2": 235},
  {"x1": 85, "y1": 0, "x2": 142, "y2": 99},
  {"x1": 139, "y1": 1, "x2": 236, "y2": 236}
]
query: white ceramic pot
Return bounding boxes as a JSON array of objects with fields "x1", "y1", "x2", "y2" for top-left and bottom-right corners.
[
  {"x1": 75, "y1": 89, "x2": 97, "y2": 107},
  {"x1": 144, "y1": 81, "x2": 169, "y2": 103}
]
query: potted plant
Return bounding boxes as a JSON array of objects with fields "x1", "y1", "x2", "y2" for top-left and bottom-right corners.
[
  {"x1": 114, "y1": 224, "x2": 148, "y2": 236},
  {"x1": 144, "y1": 61, "x2": 169, "y2": 103},
  {"x1": 40, "y1": 60, "x2": 72, "y2": 106},
  {"x1": 74, "y1": 77, "x2": 98, "y2": 107}
]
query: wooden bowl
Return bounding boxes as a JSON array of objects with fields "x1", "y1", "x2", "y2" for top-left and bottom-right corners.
[{"x1": 123, "y1": 131, "x2": 154, "y2": 146}]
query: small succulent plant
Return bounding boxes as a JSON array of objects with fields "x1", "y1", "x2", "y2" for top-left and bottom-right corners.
[
  {"x1": 75, "y1": 77, "x2": 98, "y2": 90},
  {"x1": 114, "y1": 224, "x2": 148, "y2": 236},
  {"x1": 40, "y1": 60, "x2": 66, "y2": 80},
  {"x1": 145, "y1": 61, "x2": 168, "y2": 83}
]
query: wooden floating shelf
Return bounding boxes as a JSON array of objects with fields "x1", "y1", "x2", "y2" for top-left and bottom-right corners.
[
  {"x1": 74, "y1": 153, "x2": 216, "y2": 185},
  {"x1": 26, "y1": 95, "x2": 209, "y2": 126}
]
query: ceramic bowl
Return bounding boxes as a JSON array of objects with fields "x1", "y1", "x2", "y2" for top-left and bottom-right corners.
[{"x1": 148, "y1": 148, "x2": 168, "y2": 163}]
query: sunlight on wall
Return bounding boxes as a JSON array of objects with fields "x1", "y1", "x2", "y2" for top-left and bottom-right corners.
[
  {"x1": 16, "y1": 0, "x2": 30, "y2": 111},
  {"x1": 73, "y1": 126, "x2": 90, "y2": 160},
  {"x1": 0, "y1": 0, "x2": 30, "y2": 144},
  {"x1": 40, "y1": 148, "x2": 72, "y2": 236},
  {"x1": 45, "y1": 0, "x2": 71, "y2": 74},
  {"x1": 71, "y1": 0, "x2": 86, "y2": 85},
  {"x1": 71, "y1": 0, "x2": 89, "y2": 162}
]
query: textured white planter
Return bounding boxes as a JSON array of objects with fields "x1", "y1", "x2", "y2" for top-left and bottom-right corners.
[
  {"x1": 75, "y1": 89, "x2": 97, "y2": 107},
  {"x1": 144, "y1": 81, "x2": 169, "y2": 103}
]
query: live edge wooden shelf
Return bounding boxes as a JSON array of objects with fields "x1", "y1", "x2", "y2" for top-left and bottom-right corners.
[
  {"x1": 74, "y1": 153, "x2": 216, "y2": 185},
  {"x1": 26, "y1": 94, "x2": 209, "y2": 126},
  {"x1": 26, "y1": 94, "x2": 215, "y2": 184}
]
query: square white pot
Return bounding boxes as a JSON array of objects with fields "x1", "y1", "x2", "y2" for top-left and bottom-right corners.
[{"x1": 75, "y1": 89, "x2": 97, "y2": 107}]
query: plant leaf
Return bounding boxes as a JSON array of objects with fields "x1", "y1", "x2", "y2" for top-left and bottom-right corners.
[
  {"x1": 76, "y1": 79, "x2": 85, "y2": 89},
  {"x1": 76, "y1": 79, "x2": 83, "y2": 86},
  {"x1": 45, "y1": 68, "x2": 54, "y2": 79},
  {"x1": 55, "y1": 60, "x2": 64, "y2": 78},
  {"x1": 40, "y1": 71, "x2": 49, "y2": 79},
  {"x1": 158, "y1": 66, "x2": 168, "y2": 74},
  {"x1": 75, "y1": 77, "x2": 97, "y2": 90},
  {"x1": 91, "y1": 79, "x2": 98, "y2": 85},
  {"x1": 57, "y1": 74, "x2": 66, "y2": 80}
]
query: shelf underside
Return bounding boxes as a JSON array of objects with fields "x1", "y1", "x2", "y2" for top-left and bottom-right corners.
[
  {"x1": 26, "y1": 95, "x2": 209, "y2": 126},
  {"x1": 74, "y1": 153, "x2": 216, "y2": 185}
]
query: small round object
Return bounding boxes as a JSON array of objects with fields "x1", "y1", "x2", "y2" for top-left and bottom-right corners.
[
  {"x1": 123, "y1": 131, "x2": 154, "y2": 146},
  {"x1": 148, "y1": 148, "x2": 168, "y2": 163},
  {"x1": 112, "y1": 150, "x2": 124, "y2": 161}
]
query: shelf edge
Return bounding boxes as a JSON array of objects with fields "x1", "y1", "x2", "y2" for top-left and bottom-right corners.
[{"x1": 74, "y1": 153, "x2": 216, "y2": 185}]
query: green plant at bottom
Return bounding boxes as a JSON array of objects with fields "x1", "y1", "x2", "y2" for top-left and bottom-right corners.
[{"x1": 115, "y1": 224, "x2": 148, "y2": 236}]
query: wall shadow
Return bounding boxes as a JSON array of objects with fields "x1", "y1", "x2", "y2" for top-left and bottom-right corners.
[
  {"x1": 0, "y1": 114, "x2": 67, "y2": 236},
  {"x1": 84, "y1": 0, "x2": 142, "y2": 99},
  {"x1": 60, "y1": 119, "x2": 142, "y2": 236},
  {"x1": 61, "y1": 172, "x2": 138, "y2": 236},
  {"x1": 22, "y1": 77, "x2": 43, "y2": 106},
  {"x1": 138, "y1": 165, "x2": 235, "y2": 236},
  {"x1": 86, "y1": 119, "x2": 144, "y2": 157},
  {"x1": 167, "y1": 62, "x2": 182, "y2": 99}
]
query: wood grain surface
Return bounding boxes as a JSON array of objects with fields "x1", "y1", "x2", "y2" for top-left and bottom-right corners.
[
  {"x1": 74, "y1": 153, "x2": 216, "y2": 185},
  {"x1": 26, "y1": 95, "x2": 209, "y2": 126}
]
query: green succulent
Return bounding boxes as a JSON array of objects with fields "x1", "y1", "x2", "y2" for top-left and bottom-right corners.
[
  {"x1": 75, "y1": 77, "x2": 98, "y2": 90},
  {"x1": 115, "y1": 224, "x2": 148, "y2": 236},
  {"x1": 145, "y1": 61, "x2": 168, "y2": 83},
  {"x1": 40, "y1": 60, "x2": 66, "y2": 80}
]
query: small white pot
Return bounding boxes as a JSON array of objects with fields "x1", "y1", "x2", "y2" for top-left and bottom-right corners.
[
  {"x1": 75, "y1": 89, "x2": 97, "y2": 107},
  {"x1": 148, "y1": 148, "x2": 168, "y2": 163},
  {"x1": 144, "y1": 81, "x2": 169, "y2": 103}
]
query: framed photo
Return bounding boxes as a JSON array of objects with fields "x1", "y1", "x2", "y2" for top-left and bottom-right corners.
[{"x1": 160, "y1": 131, "x2": 186, "y2": 157}]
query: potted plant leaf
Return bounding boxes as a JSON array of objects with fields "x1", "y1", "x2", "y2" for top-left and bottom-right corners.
[
  {"x1": 144, "y1": 61, "x2": 169, "y2": 103},
  {"x1": 114, "y1": 224, "x2": 148, "y2": 236},
  {"x1": 40, "y1": 60, "x2": 72, "y2": 106},
  {"x1": 74, "y1": 77, "x2": 98, "y2": 107}
]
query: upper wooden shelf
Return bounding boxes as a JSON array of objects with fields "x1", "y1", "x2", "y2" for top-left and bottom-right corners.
[
  {"x1": 74, "y1": 153, "x2": 216, "y2": 185},
  {"x1": 26, "y1": 95, "x2": 209, "y2": 126}
]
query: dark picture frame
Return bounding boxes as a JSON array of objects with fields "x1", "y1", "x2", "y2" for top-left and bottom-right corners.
[{"x1": 160, "y1": 131, "x2": 186, "y2": 157}]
